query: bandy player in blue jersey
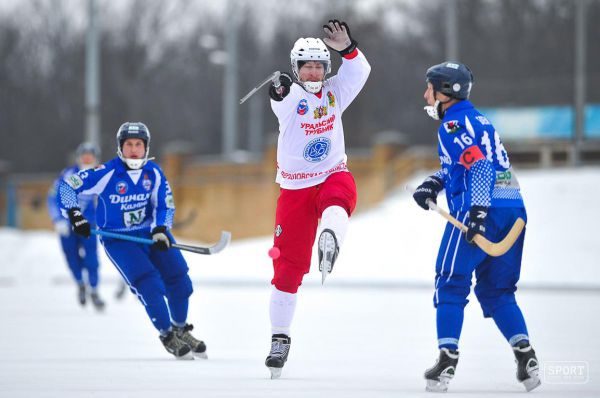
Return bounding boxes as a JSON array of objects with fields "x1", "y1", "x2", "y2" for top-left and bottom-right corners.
[
  {"x1": 47, "y1": 142, "x2": 105, "y2": 310},
  {"x1": 412, "y1": 62, "x2": 540, "y2": 392},
  {"x1": 57, "y1": 122, "x2": 206, "y2": 360}
]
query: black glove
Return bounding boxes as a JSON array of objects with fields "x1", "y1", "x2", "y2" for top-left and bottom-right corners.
[
  {"x1": 151, "y1": 226, "x2": 171, "y2": 251},
  {"x1": 466, "y1": 206, "x2": 488, "y2": 243},
  {"x1": 67, "y1": 208, "x2": 90, "y2": 238},
  {"x1": 268, "y1": 73, "x2": 293, "y2": 101},
  {"x1": 323, "y1": 19, "x2": 358, "y2": 56},
  {"x1": 413, "y1": 176, "x2": 444, "y2": 210}
]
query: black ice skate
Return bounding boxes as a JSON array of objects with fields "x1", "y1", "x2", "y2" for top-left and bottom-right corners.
[
  {"x1": 513, "y1": 341, "x2": 541, "y2": 392},
  {"x1": 90, "y1": 290, "x2": 105, "y2": 312},
  {"x1": 77, "y1": 283, "x2": 87, "y2": 306},
  {"x1": 265, "y1": 334, "x2": 291, "y2": 379},
  {"x1": 318, "y1": 228, "x2": 339, "y2": 284},
  {"x1": 159, "y1": 330, "x2": 193, "y2": 360},
  {"x1": 424, "y1": 348, "x2": 459, "y2": 392},
  {"x1": 173, "y1": 323, "x2": 207, "y2": 359}
]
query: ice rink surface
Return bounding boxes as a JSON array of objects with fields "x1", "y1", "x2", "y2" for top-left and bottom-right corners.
[{"x1": 1, "y1": 168, "x2": 599, "y2": 397}]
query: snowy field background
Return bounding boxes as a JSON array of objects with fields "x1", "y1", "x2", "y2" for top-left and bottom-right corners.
[{"x1": 0, "y1": 167, "x2": 599, "y2": 397}]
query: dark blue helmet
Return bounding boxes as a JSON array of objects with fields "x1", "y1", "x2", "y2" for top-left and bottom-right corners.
[
  {"x1": 116, "y1": 122, "x2": 151, "y2": 169},
  {"x1": 426, "y1": 61, "x2": 474, "y2": 100}
]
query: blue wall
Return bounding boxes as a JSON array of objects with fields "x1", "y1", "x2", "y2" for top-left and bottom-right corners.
[{"x1": 479, "y1": 104, "x2": 600, "y2": 140}]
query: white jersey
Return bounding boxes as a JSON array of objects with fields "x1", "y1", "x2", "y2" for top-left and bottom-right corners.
[{"x1": 270, "y1": 50, "x2": 371, "y2": 189}]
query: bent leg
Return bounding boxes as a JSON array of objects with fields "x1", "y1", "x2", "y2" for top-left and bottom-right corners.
[
  {"x1": 60, "y1": 234, "x2": 84, "y2": 283},
  {"x1": 150, "y1": 233, "x2": 193, "y2": 326},
  {"x1": 80, "y1": 234, "x2": 100, "y2": 288},
  {"x1": 102, "y1": 238, "x2": 171, "y2": 333},
  {"x1": 434, "y1": 211, "x2": 486, "y2": 349}
]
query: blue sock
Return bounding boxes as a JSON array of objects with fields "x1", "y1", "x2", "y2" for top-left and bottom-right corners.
[
  {"x1": 492, "y1": 303, "x2": 529, "y2": 346},
  {"x1": 168, "y1": 297, "x2": 189, "y2": 326},
  {"x1": 142, "y1": 298, "x2": 172, "y2": 333},
  {"x1": 436, "y1": 304, "x2": 464, "y2": 350}
]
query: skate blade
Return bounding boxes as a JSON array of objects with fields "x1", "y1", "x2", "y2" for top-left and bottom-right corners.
[
  {"x1": 175, "y1": 351, "x2": 195, "y2": 360},
  {"x1": 268, "y1": 367, "x2": 282, "y2": 379},
  {"x1": 425, "y1": 377, "x2": 450, "y2": 393},
  {"x1": 318, "y1": 233, "x2": 335, "y2": 285},
  {"x1": 192, "y1": 351, "x2": 208, "y2": 359},
  {"x1": 522, "y1": 372, "x2": 541, "y2": 392}
]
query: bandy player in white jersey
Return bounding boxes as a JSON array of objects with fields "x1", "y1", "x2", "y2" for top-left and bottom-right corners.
[{"x1": 264, "y1": 19, "x2": 370, "y2": 378}]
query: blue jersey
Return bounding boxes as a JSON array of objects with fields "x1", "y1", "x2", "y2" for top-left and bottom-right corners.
[
  {"x1": 435, "y1": 100, "x2": 524, "y2": 213},
  {"x1": 57, "y1": 158, "x2": 175, "y2": 232},
  {"x1": 48, "y1": 165, "x2": 97, "y2": 224}
]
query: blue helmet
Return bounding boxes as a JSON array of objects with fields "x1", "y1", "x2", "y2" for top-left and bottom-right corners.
[
  {"x1": 426, "y1": 61, "x2": 474, "y2": 100},
  {"x1": 116, "y1": 122, "x2": 151, "y2": 169},
  {"x1": 76, "y1": 142, "x2": 100, "y2": 158}
]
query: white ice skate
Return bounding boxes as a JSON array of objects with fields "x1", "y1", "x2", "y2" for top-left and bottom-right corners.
[{"x1": 318, "y1": 229, "x2": 339, "y2": 284}]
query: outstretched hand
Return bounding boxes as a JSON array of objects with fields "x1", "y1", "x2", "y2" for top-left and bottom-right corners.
[{"x1": 323, "y1": 20, "x2": 357, "y2": 56}]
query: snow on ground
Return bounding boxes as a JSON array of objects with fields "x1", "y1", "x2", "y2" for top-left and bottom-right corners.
[{"x1": 0, "y1": 167, "x2": 599, "y2": 397}]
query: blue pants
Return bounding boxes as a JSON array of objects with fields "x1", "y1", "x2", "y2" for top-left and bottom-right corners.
[
  {"x1": 433, "y1": 207, "x2": 529, "y2": 348},
  {"x1": 101, "y1": 230, "x2": 193, "y2": 333},
  {"x1": 60, "y1": 231, "x2": 100, "y2": 288}
]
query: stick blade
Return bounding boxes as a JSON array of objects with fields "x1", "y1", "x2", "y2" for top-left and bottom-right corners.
[{"x1": 209, "y1": 231, "x2": 232, "y2": 254}]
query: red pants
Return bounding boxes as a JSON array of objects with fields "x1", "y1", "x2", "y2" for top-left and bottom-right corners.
[{"x1": 271, "y1": 171, "x2": 357, "y2": 293}]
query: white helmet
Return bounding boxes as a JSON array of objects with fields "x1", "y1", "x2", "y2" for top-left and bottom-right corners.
[{"x1": 290, "y1": 38, "x2": 331, "y2": 93}]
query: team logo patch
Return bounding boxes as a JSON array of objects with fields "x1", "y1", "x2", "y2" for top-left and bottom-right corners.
[
  {"x1": 297, "y1": 99, "x2": 309, "y2": 115},
  {"x1": 66, "y1": 174, "x2": 83, "y2": 189},
  {"x1": 443, "y1": 120, "x2": 460, "y2": 133},
  {"x1": 116, "y1": 181, "x2": 128, "y2": 195},
  {"x1": 303, "y1": 137, "x2": 331, "y2": 163},
  {"x1": 275, "y1": 224, "x2": 282, "y2": 237},
  {"x1": 313, "y1": 105, "x2": 328, "y2": 119},
  {"x1": 142, "y1": 173, "x2": 152, "y2": 191},
  {"x1": 327, "y1": 91, "x2": 335, "y2": 107}
]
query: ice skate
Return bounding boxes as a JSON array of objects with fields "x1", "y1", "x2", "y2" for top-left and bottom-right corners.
[
  {"x1": 318, "y1": 228, "x2": 339, "y2": 284},
  {"x1": 513, "y1": 341, "x2": 541, "y2": 392},
  {"x1": 159, "y1": 330, "x2": 193, "y2": 360},
  {"x1": 173, "y1": 323, "x2": 207, "y2": 359},
  {"x1": 265, "y1": 334, "x2": 291, "y2": 379},
  {"x1": 90, "y1": 290, "x2": 105, "y2": 312},
  {"x1": 424, "y1": 348, "x2": 459, "y2": 392},
  {"x1": 77, "y1": 283, "x2": 87, "y2": 306}
]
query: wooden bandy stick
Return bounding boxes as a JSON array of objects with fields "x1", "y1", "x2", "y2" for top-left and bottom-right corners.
[{"x1": 425, "y1": 198, "x2": 525, "y2": 257}]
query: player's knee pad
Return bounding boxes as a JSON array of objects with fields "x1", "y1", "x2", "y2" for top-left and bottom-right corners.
[
  {"x1": 131, "y1": 271, "x2": 166, "y2": 306},
  {"x1": 164, "y1": 273, "x2": 193, "y2": 301},
  {"x1": 475, "y1": 287, "x2": 516, "y2": 317}
]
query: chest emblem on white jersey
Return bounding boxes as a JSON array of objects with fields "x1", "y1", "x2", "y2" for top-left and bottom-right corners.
[
  {"x1": 304, "y1": 137, "x2": 331, "y2": 163},
  {"x1": 142, "y1": 173, "x2": 152, "y2": 191},
  {"x1": 313, "y1": 105, "x2": 328, "y2": 119},
  {"x1": 327, "y1": 91, "x2": 335, "y2": 107},
  {"x1": 116, "y1": 181, "x2": 128, "y2": 195},
  {"x1": 297, "y1": 99, "x2": 309, "y2": 115}
]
